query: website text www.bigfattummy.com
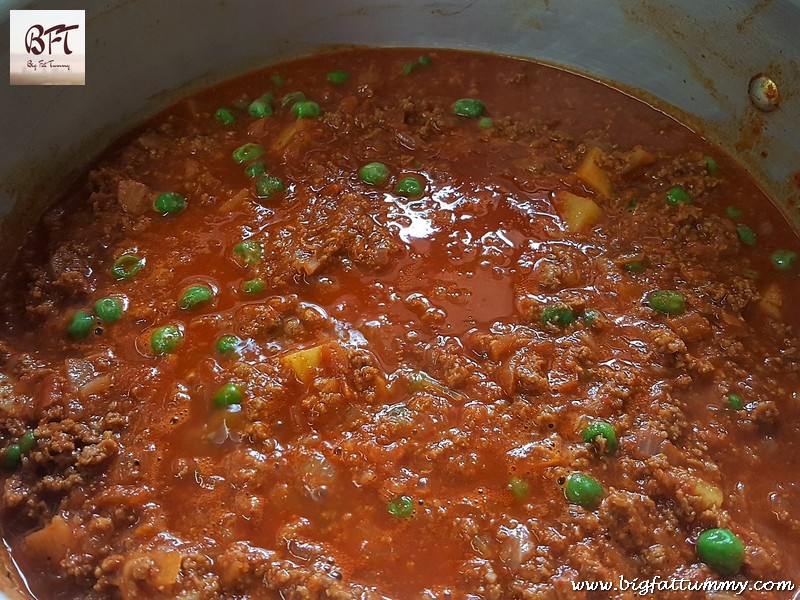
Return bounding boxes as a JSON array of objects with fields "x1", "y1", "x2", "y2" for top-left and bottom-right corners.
[{"x1": 571, "y1": 576, "x2": 796, "y2": 596}]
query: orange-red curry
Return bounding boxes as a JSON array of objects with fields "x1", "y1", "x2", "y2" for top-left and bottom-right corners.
[{"x1": 0, "y1": 49, "x2": 799, "y2": 599}]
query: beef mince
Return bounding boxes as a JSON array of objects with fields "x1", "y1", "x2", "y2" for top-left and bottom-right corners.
[{"x1": 0, "y1": 49, "x2": 798, "y2": 599}]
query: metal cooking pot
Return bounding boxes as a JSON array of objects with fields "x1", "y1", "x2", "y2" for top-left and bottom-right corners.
[{"x1": 0, "y1": 1, "x2": 798, "y2": 597}]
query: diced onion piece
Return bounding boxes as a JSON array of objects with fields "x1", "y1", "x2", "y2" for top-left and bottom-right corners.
[
  {"x1": 554, "y1": 191, "x2": 604, "y2": 233},
  {"x1": 219, "y1": 189, "x2": 250, "y2": 213},
  {"x1": 148, "y1": 550, "x2": 183, "y2": 587},
  {"x1": 576, "y1": 147, "x2": 613, "y2": 197},
  {"x1": 408, "y1": 370, "x2": 466, "y2": 402},
  {"x1": 619, "y1": 145, "x2": 657, "y2": 176},
  {"x1": 25, "y1": 516, "x2": 73, "y2": 562},
  {"x1": 299, "y1": 254, "x2": 321, "y2": 276},
  {"x1": 759, "y1": 283, "x2": 783, "y2": 320},
  {"x1": 498, "y1": 523, "x2": 535, "y2": 572},
  {"x1": 301, "y1": 451, "x2": 337, "y2": 501},
  {"x1": 79, "y1": 374, "x2": 111, "y2": 399},
  {"x1": 274, "y1": 118, "x2": 311, "y2": 152},
  {"x1": 247, "y1": 117, "x2": 271, "y2": 138},
  {"x1": 282, "y1": 345, "x2": 323, "y2": 384},
  {"x1": 66, "y1": 359, "x2": 97, "y2": 391},
  {"x1": 488, "y1": 335, "x2": 515, "y2": 361},
  {"x1": 118, "y1": 551, "x2": 182, "y2": 599},
  {"x1": 691, "y1": 479, "x2": 724, "y2": 511},
  {"x1": 635, "y1": 429, "x2": 665, "y2": 456},
  {"x1": 471, "y1": 534, "x2": 492, "y2": 558}
]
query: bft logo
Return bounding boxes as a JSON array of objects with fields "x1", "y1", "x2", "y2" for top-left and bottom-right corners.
[
  {"x1": 25, "y1": 23, "x2": 80, "y2": 56},
  {"x1": 9, "y1": 10, "x2": 86, "y2": 85}
]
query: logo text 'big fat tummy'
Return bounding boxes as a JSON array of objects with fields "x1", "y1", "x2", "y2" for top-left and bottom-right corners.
[{"x1": 9, "y1": 10, "x2": 85, "y2": 85}]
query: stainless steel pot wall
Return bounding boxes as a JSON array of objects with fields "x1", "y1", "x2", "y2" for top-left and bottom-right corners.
[{"x1": 0, "y1": 0, "x2": 798, "y2": 597}]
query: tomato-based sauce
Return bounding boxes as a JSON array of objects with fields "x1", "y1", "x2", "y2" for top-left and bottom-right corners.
[{"x1": 0, "y1": 49, "x2": 798, "y2": 599}]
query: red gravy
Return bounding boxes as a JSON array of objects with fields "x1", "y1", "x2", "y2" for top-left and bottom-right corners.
[{"x1": 0, "y1": 48, "x2": 798, "y2": 599}]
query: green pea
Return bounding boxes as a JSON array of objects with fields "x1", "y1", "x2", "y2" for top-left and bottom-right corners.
[
  {"x1": 418, "y1": 55, "x2": 433, "y2": 67},
  {"x1": 540, "y1": 303, "x2": 575, "y2": 328},
  {"x1": 666, "y1": 186, "x2": 692, "y2": 206},
  {"x1": 245, "y1": 161, "x2": 267, "y2": 179},
  {"x1": 19, "y1": 431, "x2": 36, "y2": 454},
  {"x1": 214, "y1": 107, "x2": 235, "y2": 126},
  {"x1": 628, "y1": 197, "x2": 640, "y2": 210},
  {"x1": 359, "y1": 162, "x2": 390, "y2": 186},
  {"x1": 150, "y1": 325, "x2": 182, "y2": 355},
  {"x1": 583, "y1": 309, "x2": 602, "y2": 327},
  {"x1": 179, "y1": 285, "x2": 215, "y2": 310},
  {"x1": 727, "y1": 394, "x2": 744, "y2": 410},
  {"x1": 2, "y1": 444, "x2": 22, "y2": 470},
  {"x1": 153, "y1": 192, "x2": 187, "y2": 215},
  {"x1": 242, "y1": 278, "x2": 266, "y2": 294},
  {"x1": 402, "y1": 62, "x2": 417, "y2": 75},
  {"x1": 327, "y1": 70, "x2": 349, "y2": 84},
  {"x1": 270, "y1": 74, "x2": 284, "y2": 87},
  {"x1": 248, "y1": 94, "x2": 274, "y2": 118},
  {"x1": 647, "y1": 290, "x2": 686, "y2": 315},
  {"x1": 387, "y1": 495, "x2": 414, "y2": 518},
  {"x1": 623, "y1": 261, "x2": 646, "y2": 274},
  {"x1": 736, "y1": 224, "x2": 756, "y2": 246},
  {"x1": 581, "y1": 421, "x2": 619, "y2": 454},
  {"x1": 452, "y1": 98, "x2": 485, "y2": 118},
  {"x1": 508, "y1": 476, "x2": 530, "y2": 500},
  {"x1": 215, "y1": 334, "x2": 242, "y2": 356},
  {"x1": 255, "y1": 175, "x2": 285, "y2": 199},
  {"x1": 281, "y1": 91, "x2": 306, "y2": 107},
  {"x1": 696, "y1": 528, "x2": 745, "y2": 576},
  {"x1": 725, "y1": 206, "x2": 742, "y2": 219},
  {"x1": 213, "y1": 382, "x2": 244, "y2": 408},
  {"x1": 68, "y1": 311, "x2": 95, "y2": 339},
  {"x1": 395, "y1": 176, "x2": 424, "y2": 198},
  {"x1": 564, "y1": 472, "x2": 604, "y2": 509},
  {"x1": 232, "y1": 142, "x2": 265, "y2": 164},
  {"x1": 111, "y1": 254, "x2": 144, "y2": 281},
  {"x1": 233, "y1": 240, "x2": 263, "y2": 266},
  {"x1": 292, "y1": 101, "x2": 321, "y2": 119},
  {"x1": 94, "y1": 297, "x2": 124, "y2": 323},
  {"x1": 479, "y1": 117, "x2": 493, "y2": 129},
  {"x1": 771, "y1": 249, "x2": 797, "y2": 271},
  {"x1": 704, "y1": 156, "x2": 718, "y2": 173}
]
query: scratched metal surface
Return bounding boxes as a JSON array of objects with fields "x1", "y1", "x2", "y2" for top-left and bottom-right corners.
[{"x1": 0, "y1": 0, "x2": 798, "y2": 596}]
